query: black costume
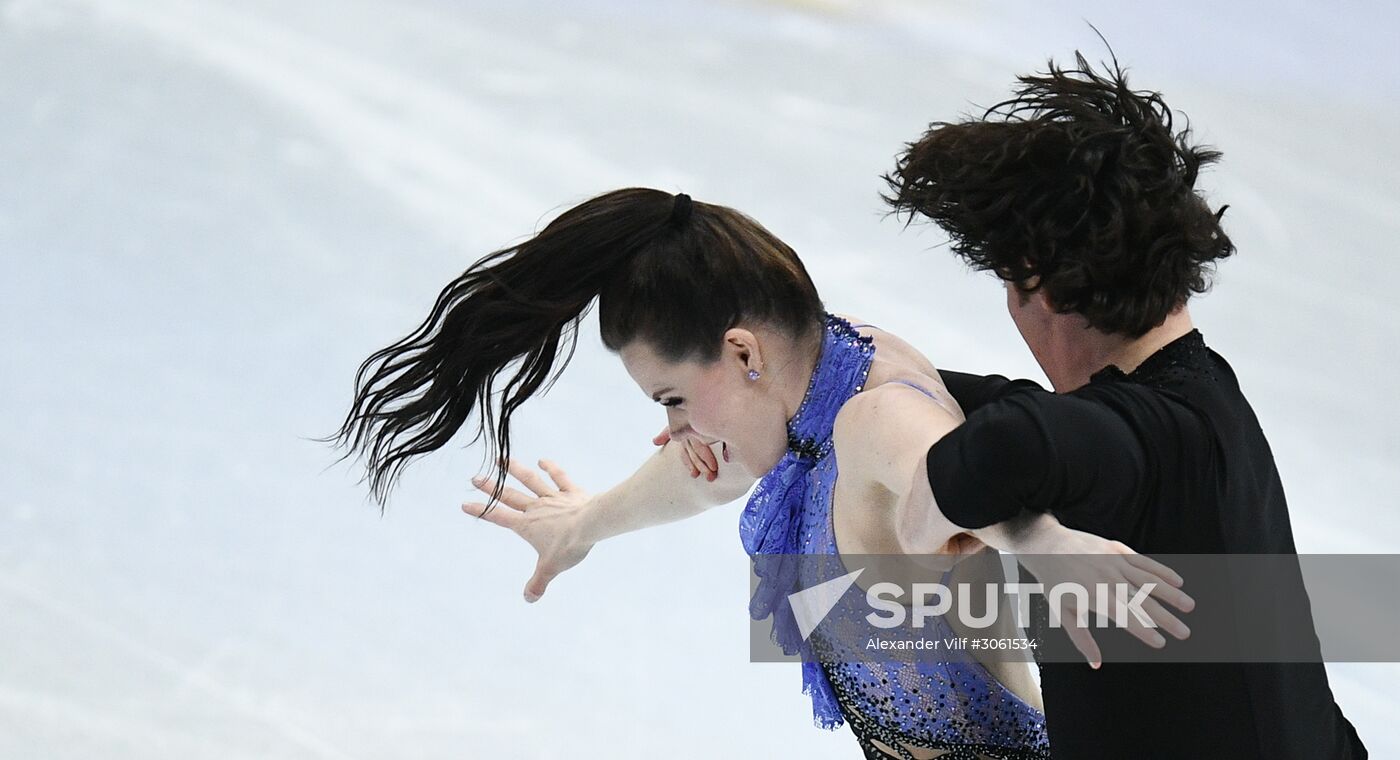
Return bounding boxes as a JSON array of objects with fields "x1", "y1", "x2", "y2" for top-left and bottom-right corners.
[{"x1": 931, "y1": 330, "x2": 1367, "y2": 758}]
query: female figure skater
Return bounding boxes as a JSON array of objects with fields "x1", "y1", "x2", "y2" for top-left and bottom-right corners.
[{"x1": 326, "y1": 188, "x2": 1190, "y2": 759}]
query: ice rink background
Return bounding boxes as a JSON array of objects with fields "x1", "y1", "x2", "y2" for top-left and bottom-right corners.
[{"x1": 2, "y1": 0, "x2": 1397, "y2": 757}]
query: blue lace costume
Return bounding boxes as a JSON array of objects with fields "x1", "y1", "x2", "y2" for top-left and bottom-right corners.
[{"x1": 739, "y1": 314, "x2": 1051, "y2": 760}]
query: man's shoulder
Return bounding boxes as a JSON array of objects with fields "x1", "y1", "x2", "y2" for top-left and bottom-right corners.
[{"x1": 1083, "y1": 336, "x2": 1244, "y2": 411}]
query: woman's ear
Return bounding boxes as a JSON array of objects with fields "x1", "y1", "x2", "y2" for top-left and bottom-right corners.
[{"x1": 723, "y1": 327, "x2": 761, "y2": 373}]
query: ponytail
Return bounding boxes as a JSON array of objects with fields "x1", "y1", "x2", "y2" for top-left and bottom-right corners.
[{"x1": 323, "y1": 188, "x2": 823, "y2": 509}]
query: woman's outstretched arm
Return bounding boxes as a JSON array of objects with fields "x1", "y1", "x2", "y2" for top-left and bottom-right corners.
[
  {"x1": 580, "y1": 437, "x2": 755, "y2": 542},
  {"x1": 462, "y1": 437, "x2": 755, "y2": 602}
]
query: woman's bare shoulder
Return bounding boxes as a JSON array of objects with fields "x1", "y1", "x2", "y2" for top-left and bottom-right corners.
[
  {"x1": 830, "y1": 310, "x2": 961, "y2": 406},
  {"x1": 836, "y1": 314, "x2": 942, "y2": 376}
]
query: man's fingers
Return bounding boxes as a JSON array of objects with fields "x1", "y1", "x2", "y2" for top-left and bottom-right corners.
[
  {"x1": 506, "y1": 458, "x2": 556, "y2": 497},
  {"x1": 462, "y1": 500, "x2": 522, "y2": 530},
  {"x1": 537, "y1": 459, "x2": 577, "y2": 492}
]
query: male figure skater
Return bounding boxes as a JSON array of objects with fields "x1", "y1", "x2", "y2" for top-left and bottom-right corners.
[{"x1": 889, "y1": 53, "x2": 1367, "y2": 758}]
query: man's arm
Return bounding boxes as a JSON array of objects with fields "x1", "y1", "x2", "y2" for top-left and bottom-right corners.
[
  {"x1": 904, "y1": 384, "x2": 1199, "y2": 662},
  {"x1": 936, "y1": 369, "x2": 1046, "y2": 415},
  {"x1": 924, "y1": 384, "x2": 1168, "y2": 541}
]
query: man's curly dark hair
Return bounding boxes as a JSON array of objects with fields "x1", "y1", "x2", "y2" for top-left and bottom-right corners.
[{"x1": 884, "y1": 51, "x2": 1235, "y2": 337}]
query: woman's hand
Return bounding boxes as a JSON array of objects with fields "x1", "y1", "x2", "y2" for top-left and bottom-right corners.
[
  {"x1": 1001, "y1": 514, "x2": 1195, "y2": 668},
  {"x1": 461, "y1": 457, "x2": 594, "y2": 604},
  {"x1": 651, "y1": 426, "x2": 725, "y2": 481}
]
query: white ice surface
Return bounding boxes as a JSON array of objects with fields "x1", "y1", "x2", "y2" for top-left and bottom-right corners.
[{"x1": 1, "y1": 0, "x2": 1396, "y2": 757}]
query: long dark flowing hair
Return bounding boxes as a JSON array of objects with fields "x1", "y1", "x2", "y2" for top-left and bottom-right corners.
[{"x1": 321, "y1": 188, "x2": 824, "y2": 510}]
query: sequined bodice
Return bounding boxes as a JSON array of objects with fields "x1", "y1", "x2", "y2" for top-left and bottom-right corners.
[
  {"x1": 740, "y1": 314, "x2": 1050, "y2": 759},
  {"x1": 802, "y1": 455, "x2": 1050, "y2": 759}
]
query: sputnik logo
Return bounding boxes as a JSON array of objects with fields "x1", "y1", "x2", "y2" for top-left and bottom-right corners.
[
  {"x1": 787, "y1": 568, "x2": 866, "y2": 640},
  {"x1": 786, "y1": 567, "x2": 1161, "y2": 635}
]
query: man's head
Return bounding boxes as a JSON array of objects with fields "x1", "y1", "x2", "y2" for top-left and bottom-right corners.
[{"x1": 885, "y1": 51, "x2": 1235, "y2": 340}]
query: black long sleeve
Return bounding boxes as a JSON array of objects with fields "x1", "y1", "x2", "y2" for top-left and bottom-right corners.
[
  {"x1": 926, "y1": 373, "x2": 1206, "y2": 541},
  {"x1": 928, "y1": 333, "x2": 1367, "y2": 758},
  {"x1": 936, "y1": 369, "x2": 1044, "y2": 414}
]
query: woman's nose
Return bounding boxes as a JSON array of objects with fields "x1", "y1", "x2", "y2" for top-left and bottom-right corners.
[{"x1": 665, "y1": 409, "x2": 692, "y2": 439}]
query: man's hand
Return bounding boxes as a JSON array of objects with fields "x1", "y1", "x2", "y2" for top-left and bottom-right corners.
[{"x1": 461, "y1": 457, "x2": 594, "y2": 604}]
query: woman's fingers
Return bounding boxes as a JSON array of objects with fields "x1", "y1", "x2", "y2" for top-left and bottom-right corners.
[
  {"x1": 461, "y1": 499, "x2": 522, "y2": 530},
  {"x1": 687, "y1": 439, "x2": 718, "y2": 480},
  {"x1": 1024, "y1": 543, "x2": 1193, "y2": 664},
  {"x1": 538, "y1": 459, "x2": 577, "y2": 492},
  {"x1": 472, "y1": 475, "x2": 536, "y2": 510},
  {"x1": 1090, "y1": 569, "x2": 1186, "y2": 646},
  {"x1": 682, "y1": 439, "x2": 705, "y2": 473},
  {"x1": 1060, "y1": 608, "x2": 1103, "y2": 669},
  {"x1": 524, "y1": 558, "x2": 556, "y2": 603},
  {"x1": 1130, "y1": 590, "x2": 1191, "y2": 641},
  {"x1": 674, "y1": 440, "x2": 703, "y2": 478},
  {"x1": 1122, "y1": 564, "x2": 1195, "y2": 615},
  {"x1": 507, "y1": 458, "x2": 556, "y2": 497},
  {"x1": 696, "y1": 440, "x2": 719, "y2": 474},
  {"x1": 1120, "y1": 550, "x2": 1185, "y2": 589},
  {"x1": 659, "y1": 432, "x2": 723, "y2": 481},
  {"x1": 652, "y1": 426, "x2": 672, "y2": 446},
  {"x1": 1115, "y1": 595, "x2": 1169, "y2": 650}
]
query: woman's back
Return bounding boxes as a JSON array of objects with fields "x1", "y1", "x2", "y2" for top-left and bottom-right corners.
[
  {"x1": 743, "y1": 314, "x2": 1049, "y2": 759},
  {"x1": 835, "y1": 317, "x2": 1043, "y2": 713}
]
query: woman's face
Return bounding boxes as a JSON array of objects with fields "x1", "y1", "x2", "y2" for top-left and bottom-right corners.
[{"x1": 619, "y1": 329, "x2": 792, "y2": 478}]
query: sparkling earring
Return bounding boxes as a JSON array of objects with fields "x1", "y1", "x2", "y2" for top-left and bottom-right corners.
[{"x1": 747, "y1": 369, "x2": 761, "y2": 381}]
